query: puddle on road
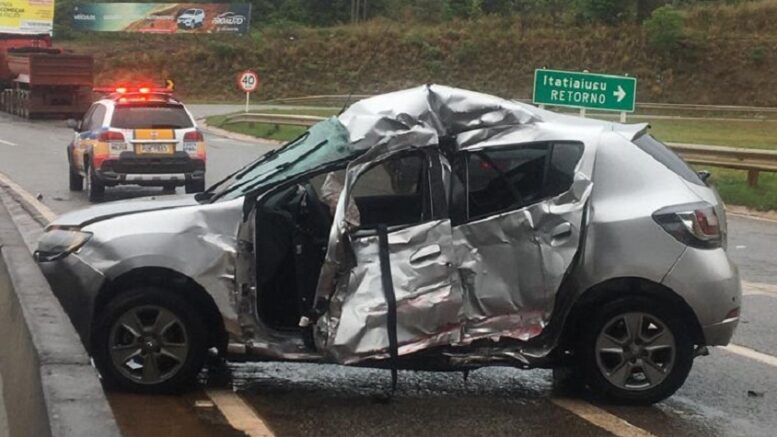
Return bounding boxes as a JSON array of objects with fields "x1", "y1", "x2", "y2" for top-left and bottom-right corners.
[{"x1": 107, "y1": 391, "x2": 244, "y2": 437}]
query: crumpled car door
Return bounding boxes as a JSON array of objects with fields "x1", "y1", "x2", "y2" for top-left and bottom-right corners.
[
  {"x1": 452, "y1": 141, "x2": 591, "y2": 344},
  {"x1": 314, "y1": 149, "x2": 464, "y2": 364}
]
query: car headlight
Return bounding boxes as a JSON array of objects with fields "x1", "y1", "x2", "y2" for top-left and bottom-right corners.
[{"x1": 34, "y1": 229, "x2": 93, "y2": 262}]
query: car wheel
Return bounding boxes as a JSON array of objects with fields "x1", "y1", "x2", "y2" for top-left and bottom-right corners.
[
  {"x1": 68, "y1": 162, "x2": 84, "y2": 191},
  {"x1": 87, "y1": 163, "x2": 105, "y2": 202},
  {"x1": 579, "y1": 296, "x2": 694, "y2": 405},
  {"x1": 185, "y1": 180, "x2": 206, "y2": 194},
  {"x1": 92, "y1": 287, "x2": 208, "y2": 393},
  {"x1": 162, "y1": 184, "x2": 176, "y2": 193}
]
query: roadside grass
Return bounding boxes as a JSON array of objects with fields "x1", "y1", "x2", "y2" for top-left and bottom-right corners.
[
  {"x1": 208, "y1": 109, "x2": 777, "y2": 210},
  {"x1": 705, "y1": 167, "x2": 777, "y2": 212},
  {"x1": 206, "y1": 108, "x2": 337, "y2": 141},
  {"x1": 647, "y1": 119, "x2": 777, "y2": 150}
]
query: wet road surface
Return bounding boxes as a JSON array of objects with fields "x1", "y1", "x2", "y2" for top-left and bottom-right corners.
[{"x1": 1, "y1": 108, "x2": 776, "y2": 436}]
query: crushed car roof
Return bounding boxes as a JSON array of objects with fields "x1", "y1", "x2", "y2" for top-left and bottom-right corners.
[{"x1": 337, "y1": 84, "x2": 647, "y2": 154}]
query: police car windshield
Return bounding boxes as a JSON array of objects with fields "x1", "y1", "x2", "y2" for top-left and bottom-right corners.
[{"x1": 111, "y1": 105, "x2": 193, "y2": 130}]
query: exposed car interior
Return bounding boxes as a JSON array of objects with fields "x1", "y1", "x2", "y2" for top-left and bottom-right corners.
[{"x1": 253, "y1": 153, "x2": 429, "y2": 330}]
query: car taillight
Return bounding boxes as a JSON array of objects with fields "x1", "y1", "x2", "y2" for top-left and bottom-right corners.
[
  {"x1": 98, "y1": 131, "x2": 125, "y2": 142},
  {"x1": 184, "y1": 130, "x2": 204, "y2": 142},
  {"x1": 652, "y1": 202, "x2": 721, "y2": 249}
]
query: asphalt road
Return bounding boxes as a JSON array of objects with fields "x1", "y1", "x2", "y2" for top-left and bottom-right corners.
[{"x1": 0, "y1": 106, "x2": 776, "y2": 437}]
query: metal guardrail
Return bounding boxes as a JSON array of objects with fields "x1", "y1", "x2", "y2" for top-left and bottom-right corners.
[
  {"x1": 222, "y1": 112, "x2": 325, "y2": 127},
  {"x1": 222, "y1": 113, "x2": 777, "y2": 187},
  {"x1": 258, "y1": 94, "x2": 777, "y2": 115},
  {"x1": 667, "y1": 143, "x2": 777, "y2": 187}
]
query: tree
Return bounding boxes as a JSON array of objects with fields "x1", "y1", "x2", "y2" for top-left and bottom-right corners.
[{"x1": 643, "y1": 5, "x2": 685, "y2": 53}]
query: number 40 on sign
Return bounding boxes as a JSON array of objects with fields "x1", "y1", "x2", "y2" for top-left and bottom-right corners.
[{"x1": 237, "y1": 70, "x2": 260, "y2": 112}]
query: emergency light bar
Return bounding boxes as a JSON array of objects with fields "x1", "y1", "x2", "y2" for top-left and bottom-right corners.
[{"x1": 94, "y1": 86, "x2": 174, "y2": 95}]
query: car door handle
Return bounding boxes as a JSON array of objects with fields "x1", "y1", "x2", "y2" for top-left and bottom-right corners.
[
  {"x1": 409, "y1": 244, "x2": 442, "y2": 264},
  {"x1": 550, "y1": 222, "x2": 572, "y2": 240}
]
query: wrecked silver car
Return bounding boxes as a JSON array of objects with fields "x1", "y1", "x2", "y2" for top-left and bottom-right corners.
[{"x1": 36, "y1": 85, "x2": 741, "y2": 404}]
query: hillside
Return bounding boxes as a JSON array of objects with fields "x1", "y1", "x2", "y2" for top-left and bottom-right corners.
[{"x1": 59, "y1": 0, "x2": 777, "y2": 105}]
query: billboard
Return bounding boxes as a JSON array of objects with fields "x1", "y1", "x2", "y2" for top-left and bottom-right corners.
[
  {"x1": 72, "y1": 3, "x2": 251, "y2": 34},
  {"x1": 0, "y1": 0, "x2": 54, "y2": 34}
]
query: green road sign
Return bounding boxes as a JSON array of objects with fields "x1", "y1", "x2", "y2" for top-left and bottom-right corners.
[{"x1": 533, "y1": 69, "x2": 637, "y2": 112}]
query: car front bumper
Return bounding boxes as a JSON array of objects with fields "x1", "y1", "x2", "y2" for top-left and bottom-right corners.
[
  {"x1": 37, "y1": 253, "x2": 107, "y2": 349},
  {"x1": 662, "y1": 246, "x2": 742, "y2": 346}
]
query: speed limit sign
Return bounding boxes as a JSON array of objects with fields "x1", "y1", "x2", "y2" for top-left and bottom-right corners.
[
  {"x1": 237, "y1": 70, "x2": 259, "y2": 93},
  {"x1": 237, "y1": 70, "x2": 259, "y2": 112}
]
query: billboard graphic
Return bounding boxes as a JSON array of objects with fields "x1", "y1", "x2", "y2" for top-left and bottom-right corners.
[
  {"x1": 72, "y1": 3, "x2": 251, "y2": 34},
  {"x1": 0, "y1": 0, "x2": 54, "y2": 34}
]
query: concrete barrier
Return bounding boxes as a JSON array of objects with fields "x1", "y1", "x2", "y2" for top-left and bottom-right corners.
[{"x1": 0, "y1": 200, "x2": 120, "y2": 436}]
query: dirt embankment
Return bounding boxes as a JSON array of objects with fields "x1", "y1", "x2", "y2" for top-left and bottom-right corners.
[{"x1": 59, "y1": 0, "x2": 777, "y2": 105}]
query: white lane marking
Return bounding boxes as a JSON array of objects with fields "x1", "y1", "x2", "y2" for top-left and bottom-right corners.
[
  {"x1": 0, "y1": 138, "x2": 17, "y2": 146},
  {"x1": 727, "y1": 211, "x2": 777, "y2": 224},
  {"x1": 722, "y1": 344, "x2": 777, "y2": 367},
  {"x1": 551, "y1": 398, "x2": 656, "y2": 437},
  {"x1": 205, "y1": 389, "x2": 275, "y2": 437},
  {"x1": 0, "y1": 171, "x2": 56, "y2": 222},
  {"x1": 742, "y1": 281, "x2": 777, "y2": 297}
]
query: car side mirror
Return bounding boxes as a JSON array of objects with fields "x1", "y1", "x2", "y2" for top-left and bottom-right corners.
[
  {"x1": 697, "y1": 170, "x2": 711, "y2": 183},
  {"x1": 66, "y1": 119, "x2": 80, "y2": 131}
]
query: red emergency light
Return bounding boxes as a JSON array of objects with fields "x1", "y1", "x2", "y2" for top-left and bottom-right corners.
[{"x1": 94, "y1": 83, "x2": 175, "y2": 96}]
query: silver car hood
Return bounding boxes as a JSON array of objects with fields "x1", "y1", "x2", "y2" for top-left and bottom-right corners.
[{"x1": 49, "y1": 194, "x2": 200, "y2": 229}]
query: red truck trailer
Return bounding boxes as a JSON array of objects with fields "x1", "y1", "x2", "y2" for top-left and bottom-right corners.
[{"x1": 0, "y1": 34, "x2": 93, "y2": 118}]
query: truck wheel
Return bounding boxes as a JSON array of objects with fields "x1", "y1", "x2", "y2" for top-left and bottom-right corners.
[
  {"x1": 578, "y1": 296, "x2": 694, "y2": 405},
  {"x1": 87, "y1": 163, "x2": 105, "y2": 202},
  {"x1": 91, "y1": 287, "x2": 208, "y2": 393},
  {"x1": 185, "y1": 180, "x2": 206, "y2": 194}
]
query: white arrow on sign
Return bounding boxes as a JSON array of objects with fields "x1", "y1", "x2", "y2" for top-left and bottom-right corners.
[{"x1": 614, "y1": 85, "x2": 627, "y2": 103}]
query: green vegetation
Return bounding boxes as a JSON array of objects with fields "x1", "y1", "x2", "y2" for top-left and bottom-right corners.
[
  {"x1": 648, "y1": 119, "x2": 777, "y2": 149},
  {"x1": 708, "y1": 168, "x2": 777, "y2": 211},
  {"x1": 643, "y1": 6, "x2": 686, "y2": 54},
  {"x1": 59, "y1": 0, "x2": 777, "y2": 106}
]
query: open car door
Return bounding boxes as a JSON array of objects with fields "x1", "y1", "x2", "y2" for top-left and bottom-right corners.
[{"x1": 315, "y1": 148, "x2": 464, "y2": 364}]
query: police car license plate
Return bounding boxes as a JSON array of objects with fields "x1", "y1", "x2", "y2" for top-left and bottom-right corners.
[{"x1": 137, "y1": 143, "x2": 174, "y2": 154}]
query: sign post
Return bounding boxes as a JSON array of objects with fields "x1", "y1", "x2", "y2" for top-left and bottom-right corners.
[
  {"x1": 237, "y1": 70, "x2": 260, "y2": 112},
  {"x1": 533, "y1": 69, "x2": 637, "y2": 120}
]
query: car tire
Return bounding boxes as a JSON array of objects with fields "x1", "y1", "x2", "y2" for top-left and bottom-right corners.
[
  {"x1": 69, "y1": 168, "x2": 84, "y2": 191},
  {"x1": 162, "y1": 184, "x2": 176, "y2": 193},
  {"x1": 87, "y1": 162, "x2": 105, "y2": 202},
  {"x1": 578, "y1": 296, "x2": 694, "y2": 405},
  {"x1": 91, "y1": 287, "x2": 208, "y2": 394},
  {"x1": 185, "y1": 180, "x2": 206, "y2": 194}
]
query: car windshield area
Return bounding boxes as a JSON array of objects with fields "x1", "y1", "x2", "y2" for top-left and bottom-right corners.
[
  {"x1": 111, "y1": 104, "x2": 194, "y2": 129},
  {"x1": 209, "y1": 117, "x2": 354, "y2": 201}
]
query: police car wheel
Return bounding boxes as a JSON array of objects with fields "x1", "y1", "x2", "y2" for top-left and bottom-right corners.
[
  {"x1": 69, "y1": 168, "x2": 83, "y2": 191},
  {"x1": 185, "y1": 180, "x2": 205, "y2": 194},
  {"x1": 87, "y1": 164, "x2": 105, "y2": 202}
]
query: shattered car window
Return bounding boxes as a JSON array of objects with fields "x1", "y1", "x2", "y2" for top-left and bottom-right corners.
[
  {"x1": 461, "y1": 142, "x2": 584, "y2": 220},
  {"x1": 351, "y1": 153, "x2": 426, "y2": 228},
  {"x1": 466, "y1": 144, "x2": 549, "y2": 218},
  {"x1": 212, "y1": 117, "x2": 354, "y2": 201}
]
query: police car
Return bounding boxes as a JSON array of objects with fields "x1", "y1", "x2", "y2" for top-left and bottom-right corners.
[{"x1": 66, "y1": 87, "x2": 206, "y2": 202}]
